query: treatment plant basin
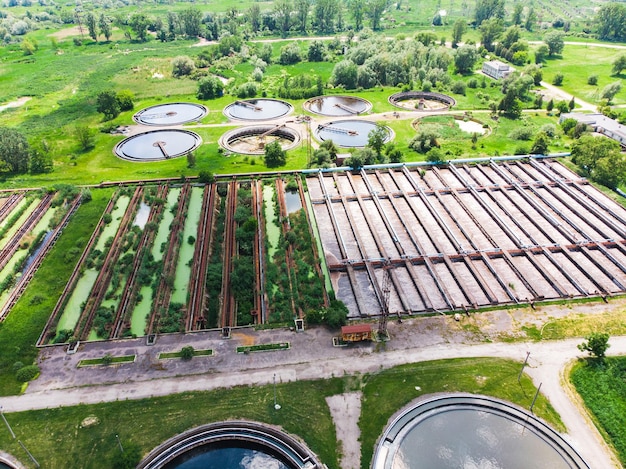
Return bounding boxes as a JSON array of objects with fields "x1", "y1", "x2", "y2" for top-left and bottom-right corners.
[
  {"x1": 133, "y1": 103, "x2": 207, "y2": 126},
  {"x1": 138, "y1": 421, "x2": 323, "y2": 469},
  {"x1": 304, "y1": 95, "x2": 371, "y2": 117},
  {"x1": 219, "y1": 125, "x2": 301, "y2": 155},
  {"x1": 389, "y1": 91, "x2": 456, "y2": 112},
  {"x1": 224, "y1": 99, "x2": 293, "y2": 121},
  {"x1": 314, "y1": 120, "x2": 392, "y2": 148},
  {"x1": 372, "y1": 394, "x2": 589, "y2": 469},
  {"x1": 114, "y1": 130, "x2": 202, "y2": 162}
]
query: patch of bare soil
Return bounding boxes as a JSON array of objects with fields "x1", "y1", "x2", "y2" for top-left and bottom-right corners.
[
  {"x1": 326, "y1": 392, "x2": 362, "y2": 469},
  {"x1": 0, "y1": 96, "x2": 31, "y2": 112}
]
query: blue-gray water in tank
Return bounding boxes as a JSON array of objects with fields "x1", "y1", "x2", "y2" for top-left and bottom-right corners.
[
  {"x1": 225, "y1": 99, "x2": 292, "y2": 121},
  {"x1": 164, "y1": 443, "x2": 292, "y2": 469},
  {"x1": 315, "y1": 120, "x2": 389, "y2": 148},
  {"x1": 393, "y1": 408, "x2": 574, "y2": 469},
  {"x1": 0, "y1": 463, "x2": 11, "y2": 469}
]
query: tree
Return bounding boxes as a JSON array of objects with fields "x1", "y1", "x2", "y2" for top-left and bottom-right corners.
[
  {"x1": 578, "y1": 332, "x2": 610, "y2": 359},
  {"x1": 475, "y1": 0, "x2": 505, "y2": 26},
  {"x1": 171, "y1": 56, "x2": 195, "y2": 78},
  {"x1": 86, "y1": 12, "x2": 97, "y2": 41},
  {"x1": 179, "y1": 7, "x2": 202, "y2": 37},
  {"x1": 98, "y1": 14, "x2": 112, "y2": 42},
  {"x1": 543, "y1": 30, "x2": 564, "y2": 56},
  {"x1": 116, "y1": 90, "x2": 134, "y2": 112},
  {"x1": 571, "y1": 135, "x2": 626, "y2": 188},
  {"x1": 247, "y1": 4, "x2": 261, "y2": 32},
  {"x1": 552, "y1": 72, "x2": 564, "y2": 86},
  {"x1": 96, "y1": 90, "x2": 120, "y2": 120},
  {"x1": 129, "y1": 13, "x2": 150, "y2": 42},
  {"x1": 454, "y1": 44, "x2": 478, "y2": 74},
  {"x1": 524, "y1": 7, "x2": 537, "y2": 32},
  {"x1": 186, "y1": 151, "x2": 196, "y2": 168},
  {"x1": 350, "y1": 0, "x2": 365, "y2": 31},
  {"x1": 0, "y1": 127, "x2": 30, "y2": 173},
  {"x1": 530, "y1": 131, "x2": 549, "y2": 155},
  {"x1": 330, "y1": 59, "x2": 358, "y2": 89},
  {"x1": 595, "y1": 3, "x2": 626, "y2": 41},
  {"x1": 451, "y1": 18, "x2": 467, "y2": 47},
  {"x1": 479, "y1": 18, "x2": 503, "y2": 52},
  {"x1": 294, "y1": 0, "x2": 311, "y2": 33},
  {"x1": 534, "y1": 44, "x2": 549, "y2": 64},
  {"x1": 601, "y1": 81, "x2": 622, "y2": 103},
  {"x1": 75, "y1": 125, "x2": 95, "y2": 152},
  {"x1": 612, "y1": 54, "x2": 626, "y2": 75},
  {"x1": 368, "y1": 0, "x2": 386, "y2": 30},
  {"x1": 197, "y1": 77, "x2": 224, "y2": 100},
  {"x1": 264, "y1": 141, "x2": 287, "y2": 168},
  {"x1": 313, "y1": 0, "x2": 339, "y2": 33},
  {"x1": 30, "y1": 142, "x2": 53, "y2": 174},
  {"x1": 274, "y1": 0, "x2": 293, "y2": 37},
  {"x1": 501, "y1": 25, "x2": 521, "y2": 49},
  {"x1": 511, "y1": 3, "x2": 523, "y2": 25},
  {"x1": 367, "y1": 123, "x2": 388, "y2": 160}
]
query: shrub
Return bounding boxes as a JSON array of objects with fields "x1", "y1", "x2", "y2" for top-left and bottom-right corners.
[
  {"x1": 235, "y1": 82, "x2": 258, "y2": 99},
  {"x1": 16, "y1": 365, "x2": 39, "y2": 382},
  {"x1": 552, "y1": 72, "x2": 564, "y2": 86},
  {"x1": 181, "y1": 346, "x2": 195, "y2": 360},
  {"x1": 587, "y1": 74, "x2": 598, "y2": 86},
  {"x1": 197, "y1": 76, "x2": 224, "y2": 100},
  {"x1": 451, "y1": 80, "x2": 466, "y2": 95},
  {"x1": 508, "y1": 127, "x2": 534, "y2": 141},
  {"x1": 171, "y1": 55, "x2": 195, "y2": 78},
  {"x1": 467, "y1": 78, "x2": 478, "y2": 89}
]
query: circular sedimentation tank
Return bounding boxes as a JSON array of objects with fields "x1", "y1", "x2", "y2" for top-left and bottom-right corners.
[
  {"x1": 314, "y1": 120, "x2": 392, "y2": 148},
  {"x1": 137, "y1": 421, "x2": 323, "y2": 469},
  {"x1": 133, "y1": 103, "x2": 207, "y2": 126},
  {"x1": 304, "y1": 95, "x2": 372, "y2": 117},
  {"x1": 219, "y1": 125, "x2": 301, "y2": 155},
  {"x1": 114, "y1": 130, "x2": 202, "y2": 162},
  {"x1": 389, "y1": 91, "x2": 456, "y2": 112},
  {"x1": 372, "y1": 394, "x2": 589, "y2": 469},
  {"x1": 224, "y1": 99, "x2": 293, "y2": 121}
]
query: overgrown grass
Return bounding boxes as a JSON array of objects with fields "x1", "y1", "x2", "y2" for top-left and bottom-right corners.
[
  {"x1": 533, "y1": 307, "x2": 626, "y2": 340},
  {"x1": 358, "y1": 357, "x2": 564, "y2": 469},
  {"x1": 570, "y1": 357, "x2": 626, "y2": 466},
  {"x1": 0, "y1": 188, "x2": 112, "y2": 396},
  {"x1": 236, "y1": 342, "x2": 290, "y2": 353},
  {"x1": 77, "y1": 355, "x2": 136, "y2": 367},
  {"x1": 0, "y1": 379, "x2": 343, "y2": 469}
]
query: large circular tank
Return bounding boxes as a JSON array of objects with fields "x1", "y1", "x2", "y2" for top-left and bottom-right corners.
[
  {"x1": 389, "y1": 91, "x2": 456, "y2": 112},
  {"x1": 114, "y1": 130, "x2": 202, "y2": 162},
  {"x1": 133, "y1": 103, "x2": 207, "y2": 126},
  {"x1": 223, "y1": 99, "x2": 293, "y2": 121},
  {"x1": 372, "y1": 394, "x2": 589, "y2": 469},
  {"x1": 304, "y1": 95, "x2": 372, "y2": 117},
  {"x1": 314, "y1": 120, "x2": 392, "y2": 148},
  {"x1": 138, "y1": 421, "x2": 323, "y2": 469},
  {"x1": 219, "y1": 125, "x2": 301, "y2": 155}
]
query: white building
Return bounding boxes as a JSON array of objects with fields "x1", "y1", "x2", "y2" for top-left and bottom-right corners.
[
  {"x1": 482, "y1": 60, "x2": 514, "y2": 80},
  {"x1": 560, "y1": 113, "x2": 626, "y2": 149}
]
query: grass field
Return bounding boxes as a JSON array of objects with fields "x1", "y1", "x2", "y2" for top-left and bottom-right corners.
[
  {"x1": 0, "y1": 358, "x2": 558, "y2": 469},
  {"x1": 570, "y1": 357, "x2": 626, "y2": 466}
]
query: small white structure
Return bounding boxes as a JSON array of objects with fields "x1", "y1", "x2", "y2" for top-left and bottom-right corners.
[
  {"x1": 482, "y1": 60, "x2": 514, "y2": 80},
  {"x1": 560, "y1": 112, "x2": 626, "y2": 149}
]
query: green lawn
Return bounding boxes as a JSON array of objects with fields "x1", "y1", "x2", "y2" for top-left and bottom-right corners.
[
  {"x1": 570, "y1": 357, "x2": 626, "y2": 466},
  {"x1": 541, "y1": 45, "x2": 626, "y2": 106},
  {"x1": 0, "y1": 358, "x2": 558, "y2": 469}
]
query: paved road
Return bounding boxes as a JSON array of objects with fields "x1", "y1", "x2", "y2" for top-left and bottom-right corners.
[{"x1": 2, "y1": 315, "x2": 625, "y2": 468}]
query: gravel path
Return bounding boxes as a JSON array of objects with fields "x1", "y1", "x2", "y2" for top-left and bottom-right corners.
[{"x1": 326, "y1": 392, "x2": 362, "y2": 469}]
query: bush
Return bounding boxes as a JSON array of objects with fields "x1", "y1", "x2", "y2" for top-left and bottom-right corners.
[
  {"x1": 235, "y1": 82, "x2": 258, "y2": 99},
  {"x1": 197, "y1": 76, "x2": 224, "y2": 100},
  {"x1": 451, "y1": 80, "x2": 466, "y2": 95},
  {"x1": 279, "y1": 42, "x2": 302, "y2": 65},
  {"x1": 552, "y1": 72, "x2": 564, "y2": 86},
  {"x1": 467, "y1": 78, "x2": 478, "y2": 89},
  {"x1": 508, "y1": 127, "x2": 534, "y2": 141},
  {"x1": 171, "y1": 55, "x2": 196, "y2": 77},
  {"x1": 587, "y1": 74, "x2": 598, "y2": 86},
  {"x1": 16, "y1": 364, "x2": 39, "y2": 382},
  {"x1": 180, "y1": 346, "x2": 195, "y2": 360}
]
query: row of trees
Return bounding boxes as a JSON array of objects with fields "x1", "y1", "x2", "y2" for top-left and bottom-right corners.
[{"x1": 0, "y1": 127, "x2": 52, "y2": 175}]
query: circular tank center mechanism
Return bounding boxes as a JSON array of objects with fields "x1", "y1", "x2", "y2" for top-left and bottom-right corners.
[
  {"x1": 389, "y1": 91, "x2": 456, "y2": 112},
  {"x1": 303, "y1": 95, "x2": 372, "y2": 117},
  {"x1": 314, "y1": 120, "x2": 392, "y2": 148},
  {"x1": 372, "y1": 394, "x2": 589, "y2": 469},
  {"x1": 133, "y1": 103, "x2": 207, "y2": 126},
  {"x1": 223, "y1": 99, "x2": 294, "y2": 121},
  {"x1": 219, "y1": 125, "x2": 301, "y2": 155},
  {"x1": 114, "y1": 130, "x2": 202, "y2": 162}
]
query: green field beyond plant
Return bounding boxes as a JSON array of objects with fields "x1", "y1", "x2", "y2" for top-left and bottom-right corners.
[
  {"x1": 571, "y1": 357, "x2": 626, "y2": 466},
  {"x1": 0, "y1": 358, "x2": 559, "y2": 469}
]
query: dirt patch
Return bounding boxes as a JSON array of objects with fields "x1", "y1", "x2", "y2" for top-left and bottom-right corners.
[
  {"x1": 0, "y1": 96, "x2": 31, "y2": 113},
  {"x1": 326, "y1": 392, "x2": 362, "y2": 469},
  {"x1": 49, "y1": 26, "x2": 84, "y2": 40},
  {"x1": 232, "y1": 332, "x2": 255, "y2": 346}
]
